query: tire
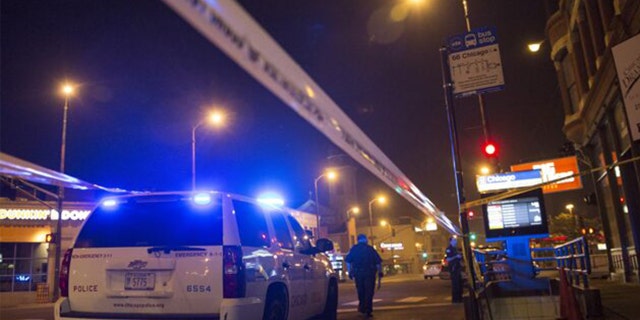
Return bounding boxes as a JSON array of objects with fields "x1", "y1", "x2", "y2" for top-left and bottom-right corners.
[
  {"x1": 321, "y1": 280, "x2": 338, "y2": 320},
  {"x1": 263, "y1": 286, "x2": 288, "y2": 320}
]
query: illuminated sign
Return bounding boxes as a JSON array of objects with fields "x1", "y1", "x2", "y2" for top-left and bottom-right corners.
[
  {"x1": 0, "y1": 209, "x2": 91, "y2": 221},
  {"x1": 426, "y1": 221, "x2": 438, "y2": 231},
  {"x1": 380, "y1": 242, "x2": 404, "y2": 251},
  {"x1": 510, "y1": 156, "x2": 582, "y2": 194},
  {"x1": 447, "y1": 26, "x2": 505, "y2": 96},
  {"x1": 476, "y1": 170, "x2": 542, "y2": 193}
]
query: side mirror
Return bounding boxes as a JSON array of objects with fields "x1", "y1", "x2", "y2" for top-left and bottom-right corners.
[{"x1": 316, "y1": 238, "x2": 334, "y2": 252}]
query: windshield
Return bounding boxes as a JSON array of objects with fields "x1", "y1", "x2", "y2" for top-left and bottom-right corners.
[{"x1": 75, "y1": 195, "x2": 223, "y2": 248}]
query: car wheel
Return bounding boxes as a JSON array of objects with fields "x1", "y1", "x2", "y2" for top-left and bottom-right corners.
[
  {"x1": 263, "y1": 286, "x2": 288, "y2": 320},
  {"x1": 321, "y1": 280, "x2": 338, "y2": 320}
]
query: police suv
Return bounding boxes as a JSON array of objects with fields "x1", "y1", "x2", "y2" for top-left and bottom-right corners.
[{"x1": 55, "y1": 191, "x2": 339, "y2": 320}]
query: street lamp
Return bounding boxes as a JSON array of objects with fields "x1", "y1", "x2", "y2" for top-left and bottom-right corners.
[
  {"x1": 566, "y1": 203, "x2": 579, "y2": 232},
  {"x1": 368, "y1": 196, "x2": 386, "y2": 244},
  {"x1": 191, "y1": 110, "x2": 226, "y2": 190},
  {"x1": 527, "y1": 41, "x2": 544, "y2": 53},
  {"x1": 313, "y1": 169, "x2": 338, "y2": 237},
  {"x1": 53, "y1": 82, "x2": 75, "y2": 301}
]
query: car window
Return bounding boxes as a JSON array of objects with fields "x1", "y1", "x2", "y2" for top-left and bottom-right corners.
[
  {"x1": 75, "y1": 196, "x2": 223, "y2": 248},
  {"x1": 232, "y1": 200, "x2": 270, "y2": 248},
  {"x1": 271, "y1": 212, "x2": 293, "y2": 250},
  {"x1": 287, "y1": 216, "x2": 310, "y2": 250}
]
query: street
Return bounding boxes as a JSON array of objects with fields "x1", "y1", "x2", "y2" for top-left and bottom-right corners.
[
  {"x1": 1, "y1": 273, "x2": 463, "y2": 320},
  {"x1": 338, "y1": 273, "x2": 464, "y2": 320}
]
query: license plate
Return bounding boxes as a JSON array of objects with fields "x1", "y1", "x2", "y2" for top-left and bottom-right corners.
[{"x1": 125, "y1": 272, "x2": 155, "y2": 290}]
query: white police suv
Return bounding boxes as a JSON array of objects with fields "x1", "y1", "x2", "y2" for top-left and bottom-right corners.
[{"x1": 54, "y1": 191, "x2": 338, "y2": 320}]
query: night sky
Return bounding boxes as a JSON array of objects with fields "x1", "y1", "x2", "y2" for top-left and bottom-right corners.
[{"x1": 1, "y1": 1, "x2": 591, "y2": 230}]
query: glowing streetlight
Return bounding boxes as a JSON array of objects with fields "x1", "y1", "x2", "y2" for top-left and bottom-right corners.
[
  {"x1": 314, "y1": 169, "x2": 338, "y2": 236},
  {"x1": 347, "y1": 206, "x2": 360, "y2": 218},
  {"x1": 479, "y1": 165, "x2": 491, "y2": 175},
  {"x1": 527, "y1": 41, "x2": 544, "y2": 53},
  {"x1": 53, "y1": 81, "x2": 76, "y2": 301},
  {"x1": 566, "y1": 203, "x2": 579, "y2": 231},
  {"x1": 368, "y1": 196, "x2": 386, "y2": 242},
  {"x1": 191, "y1": 110, "x2": 226, "y2": 190},
  {"x1": 565, "y1": 203, "x2": 574, "y2": 213}
]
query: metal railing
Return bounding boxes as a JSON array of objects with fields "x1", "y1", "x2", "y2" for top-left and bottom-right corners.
[
  {"x1": 554, "y1": 236, "x2": 591, "y2": 288},
  {"x1": 611, "y1": 246, "x2": 638, "y2": 276},
  {"x1": 472, "y1": 249, "x2": 510, "y2": 283}
]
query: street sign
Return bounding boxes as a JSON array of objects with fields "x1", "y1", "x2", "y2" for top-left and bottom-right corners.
[
  {"x1": 447, "y1": 26, "x2": 505, "y2": 97},
  {"x1": 510, "y1": 156, "x2": 582, "y2": 194},
  {"x1": 612, "y1": 32, "x2": 640, "y2": 142},
  {"x1": 476, "y1": 170, "x2": 542, "y2": 193}
]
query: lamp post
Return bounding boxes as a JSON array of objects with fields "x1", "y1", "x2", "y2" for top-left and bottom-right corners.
[
  {"x1": 53, "y1": 83, "x2": 75, "y2": 301},
  {"x1": 313, "y1": 170, "x2": 337, "y2": 237},
  {"x1": 566, "y1": 203, "x2": 579, "y2": 233},
  {"x1": 368, "y1": 196, "x2": 386, "y2": 245},
  {"x1": 346, "y1": 206, "x2": 360, "y2": 247},
  {"x1": 191, "y1": 110, "x2": 225, "y2": 190}
]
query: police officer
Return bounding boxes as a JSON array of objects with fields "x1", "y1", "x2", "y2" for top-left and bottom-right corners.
[
  {"x1": 345, "y1": 234, "x2": 382, "y2": 317},
  {"x1": 445, "y1": 236, "x2": 463, "y2": 303}
]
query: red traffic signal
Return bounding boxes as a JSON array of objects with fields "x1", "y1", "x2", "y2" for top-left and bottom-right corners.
[{"x1": 483, "y1": 142, "x2": 498, "y2": 157}]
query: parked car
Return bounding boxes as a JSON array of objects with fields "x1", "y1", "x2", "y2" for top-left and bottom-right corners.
[
  {"x1": 438, "y1": 253, "x2": 468, "y2": 281},
  {"x1": 423, "y1": 260, "x2": 442, "y2": 279},
  {"x1": 55, "y1": 191, "x2": 339, "y2": 320}
]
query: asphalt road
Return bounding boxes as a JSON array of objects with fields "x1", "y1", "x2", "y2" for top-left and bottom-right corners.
[
  {"x1": 0, "y1": 273, "x2": 463, "y2": 320},
  {"x1": 338, "y1": 273, "x2": 465, "y2": 320}
]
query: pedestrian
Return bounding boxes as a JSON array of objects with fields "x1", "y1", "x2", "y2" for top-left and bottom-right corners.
[
  {"x1": 445, "y1": 236, "x2": 463, "y2": 303},
  {"x1": 345, "y1": 233, "x2": 383, "y2": 317}
]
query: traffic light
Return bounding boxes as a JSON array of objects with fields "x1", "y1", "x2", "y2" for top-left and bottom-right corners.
[
  {"x1": 482, "y1": 141, "x2": 498, "y2": 157},
  {"x1": 467, "y1": 210, "x2": 475, "y2": 219},
  {"x1": 469, "y1": 232, "x2": 477, "y2": 241}
]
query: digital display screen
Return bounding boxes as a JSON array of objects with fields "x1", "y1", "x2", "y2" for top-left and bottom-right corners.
[{"x1": 482, "y1": 188, "x2": 548, "y2": 240}]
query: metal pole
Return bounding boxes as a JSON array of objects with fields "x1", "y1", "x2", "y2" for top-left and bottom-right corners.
[
  {"x1": 314, "y1": 174, "x2": 322, "y2": 237},
  {"x1": 191, "y1": 120, "x2": 207, "y2": 190},
  {"x1": 440, "y1": 45, "x2": 479, "y2": 318},
  {"x1": 191, "y1": 124, "x2": 198, "y2": 190},
  {"x1": 368, "y1": 200, "x2": 374, "y2": 244},
  {"x1": 462, "y1": 0, "x2": 494, "y2": 168},
  {"x1": 53, "y1": 95, "x2": 69, "y2": 301}
]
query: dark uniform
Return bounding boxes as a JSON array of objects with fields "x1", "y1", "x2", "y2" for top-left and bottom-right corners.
[
  {"x1": 445, "y1": 242, "x2": 463, "y2": 303},
  {"x1": 345, "y1": 238, "x2": 382, "y2": 316}
]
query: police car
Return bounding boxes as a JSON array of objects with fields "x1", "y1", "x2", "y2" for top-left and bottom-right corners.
[{"x1": 54, "y1": 191, "x2": 339, "y2": 320}]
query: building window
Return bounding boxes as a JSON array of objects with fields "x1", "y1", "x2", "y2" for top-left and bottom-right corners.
[
  {"x1": 0, "y1": 242, "x2": 48, "y2": 292},
  {"x1": 561, "y1": 52, "x2": 580, "y2": 114}
]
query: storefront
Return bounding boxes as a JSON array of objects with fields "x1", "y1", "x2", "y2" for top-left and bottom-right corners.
[{"x1": 0, "y1": 198, "x2": 93, "y2": 304}]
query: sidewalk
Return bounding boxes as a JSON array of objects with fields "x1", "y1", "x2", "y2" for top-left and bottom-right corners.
[{"x1": 590, "y1": 277, "x2": 640, "y2": 320}]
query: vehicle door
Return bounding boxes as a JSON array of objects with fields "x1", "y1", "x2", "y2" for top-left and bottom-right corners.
[
  {"x1": 287, "y1": 215, "x2": 325, "y2": 316},
  {"x1": 230, "y1": 200, "x2": 273, "y2": 301},
  {"x1": 270, "y1": 211, "x2": 308, "y2": 319}
]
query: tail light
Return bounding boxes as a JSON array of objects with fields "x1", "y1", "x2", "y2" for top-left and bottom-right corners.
[
  {"x1": 223, "y1": 246, "x2": 245, "y2": 298},
  {"x1": 60, "y1": 249, "x2": 73, "y2": 297}
]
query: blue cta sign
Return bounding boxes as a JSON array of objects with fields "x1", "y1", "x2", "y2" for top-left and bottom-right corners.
[{"x1": 476, "y1": 170, "x2": 542, "y2": 193}]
